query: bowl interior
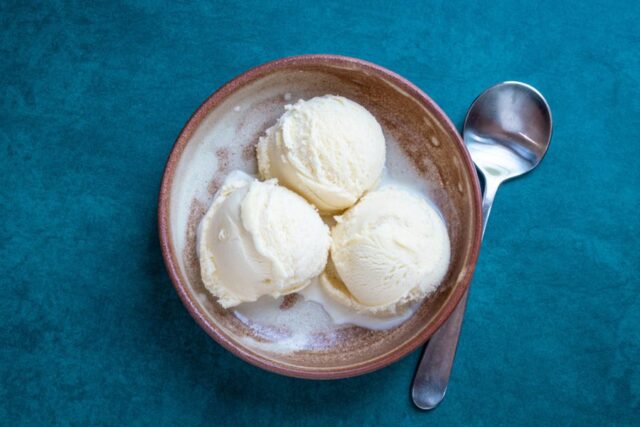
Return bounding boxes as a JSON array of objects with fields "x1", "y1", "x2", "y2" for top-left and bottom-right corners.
[{"x1": 161, "y1": 57, "x2": 481, "y2": 378}]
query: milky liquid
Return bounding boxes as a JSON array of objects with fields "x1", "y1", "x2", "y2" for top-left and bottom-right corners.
[
  {"x1": 171, "y1": 77, "x2": 448, "y2": 352},
  {"x1": 297, "y1": 277, "x2": 418, "y2": 330},
  {"x1": 233, "y1": 294, "x2": 338, "y2": 353}
]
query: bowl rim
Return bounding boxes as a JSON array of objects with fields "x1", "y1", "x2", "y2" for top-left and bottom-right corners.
[{"x1": 158, "y1": 54, "x2": 483, "y2": 379}]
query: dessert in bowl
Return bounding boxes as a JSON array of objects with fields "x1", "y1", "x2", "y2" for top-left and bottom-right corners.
[{"x1": 158, "y1": 55, "x2": 482, "y2": 379}]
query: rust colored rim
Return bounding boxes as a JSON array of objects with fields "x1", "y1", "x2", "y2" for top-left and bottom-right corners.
[{"x1": 158, "y1": 54, "x2": 483, "y2": 379}]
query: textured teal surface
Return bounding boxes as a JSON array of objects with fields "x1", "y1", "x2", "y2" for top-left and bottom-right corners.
[{"x1": 1, "y1": 0, "x2": 639, "y2": 425}]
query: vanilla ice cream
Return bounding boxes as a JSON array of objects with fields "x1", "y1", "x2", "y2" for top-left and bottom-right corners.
[
  {"x1": 257, "y1": 95, "x2": 386, "y2": 213},
  {"x1": 321, "y1": 187, "x2": 450, "y2": 315},
  {"x1": 198, "y1": 171, "x2": 330, "y2": 308}
]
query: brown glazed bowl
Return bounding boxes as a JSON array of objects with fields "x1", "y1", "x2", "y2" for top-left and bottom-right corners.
[{"x1": 158, "y1": 55, "x2": 482, "y2": 379}]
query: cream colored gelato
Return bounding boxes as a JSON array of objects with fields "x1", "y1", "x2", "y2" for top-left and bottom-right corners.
[
  {"x1": 257, "y1": 95, "x2": 386, "y2": 213},
  {"x1": 321, "y1": 187, "x2": 450, "y2": 315},
  {"x1": 198, "y1": 171, "x2": 330, "y2": 308}
]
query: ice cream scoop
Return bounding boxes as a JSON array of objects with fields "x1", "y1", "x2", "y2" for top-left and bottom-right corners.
[
  {"x1": 321, "y1": 187, "x2": 450, "y2": 315},
  {"x1": 257, "y1": 95, "x2": 386, "y2": 213},
  {"x1": 198, "y1": 171, "x2": 330, "y2": 308}
]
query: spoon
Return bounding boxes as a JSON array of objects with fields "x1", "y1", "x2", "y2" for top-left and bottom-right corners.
[{"x1": 411, "y1": 81, "x2": 552, "y2": 410}]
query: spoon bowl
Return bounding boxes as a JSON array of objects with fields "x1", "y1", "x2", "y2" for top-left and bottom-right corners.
[{"x1": 464, "y1": 81, "x2": 552, "y2": 181}]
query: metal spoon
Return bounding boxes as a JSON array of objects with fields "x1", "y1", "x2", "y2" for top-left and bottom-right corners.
[{"x1": 412, "y1": 81, "x2": 552, "y2": 410}]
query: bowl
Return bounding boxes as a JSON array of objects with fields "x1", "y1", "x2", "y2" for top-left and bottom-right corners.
[{"x1": 158, "y1": 55, "x2": 482, "y2": 379}]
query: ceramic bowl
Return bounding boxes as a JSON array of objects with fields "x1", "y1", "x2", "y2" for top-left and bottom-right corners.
[{"x1": 158, "y1": 55, "x2": 482, "y2": 379}]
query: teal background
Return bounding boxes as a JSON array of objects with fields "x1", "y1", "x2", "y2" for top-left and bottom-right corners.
[{"x1": 1, "y1": 0, "x2": 639, "y2": 425}]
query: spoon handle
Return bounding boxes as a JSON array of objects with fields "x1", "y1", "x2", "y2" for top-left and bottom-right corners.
[{"x1": 411, "y1": 178, "x2": 498, "y2": 410}]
